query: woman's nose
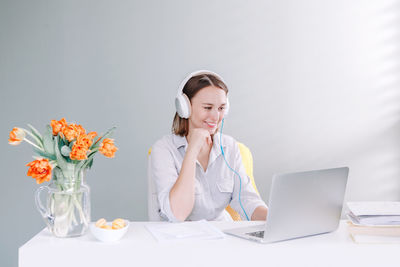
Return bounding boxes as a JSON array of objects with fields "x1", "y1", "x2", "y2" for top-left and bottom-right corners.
[{"x1": 210, "y1": 108, "x2": 219, "y2": 121}]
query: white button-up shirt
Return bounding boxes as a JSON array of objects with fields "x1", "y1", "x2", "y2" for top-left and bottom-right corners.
[{"x1": 150, "y1": 132, "x2": 267, "y2": 222}]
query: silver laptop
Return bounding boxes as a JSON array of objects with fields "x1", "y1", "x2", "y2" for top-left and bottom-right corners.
[{"x1": 224, "y1": 167, "x2": 349, "y2": 243}]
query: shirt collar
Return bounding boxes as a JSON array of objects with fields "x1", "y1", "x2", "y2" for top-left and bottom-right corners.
[
  {"x1": 172, "y1": 134, "x2": 187, "y2": 150},
  {"x1": 172, "y1": 132, "x2": 227, "y2": 165},
  {"x1": 212, "y1": 132, "x2": 226, "y2": 151},
  {"x1": 210, "y1": 132, "x2": 226, "y2": 163},
  {"x1": 172, "y1": 132, "x2": 227, "y2": 149}
]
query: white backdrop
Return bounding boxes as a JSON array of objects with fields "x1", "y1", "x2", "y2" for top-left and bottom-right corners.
[{"x1": 1, "y1": 1, "x2": 399, "y2": 266}]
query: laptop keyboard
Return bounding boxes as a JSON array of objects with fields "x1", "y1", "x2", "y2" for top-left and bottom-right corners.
[{"x1": 246, "y1": 230, "x2": 265, "y2": 238}]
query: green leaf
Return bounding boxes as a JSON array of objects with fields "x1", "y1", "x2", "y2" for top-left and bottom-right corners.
[
  {"x1": 57, "y1": 136, "x2": 74, "y2": 163},
  {"x1": 54, "y1": 137, "x2": 68, "y2": 171},
  {"x1": 58, "y1": 135, "x2": 65, "y2": 149},
  {"x1": 33, "y1": 148, "x2": 57, "y2": 161},
  {"x1": 27, "y1": 124, "x2": 43, "y2": 139},
  {"x1": 27, "y1": 124, "x2": 44, "y2": 147},
  {"x1": 77, "y1": 150, "x2": 98, "y2": 173},
  {"x1": 80, "y1": 149, "x2": 97, "y2": 170},
  {"x1": 87, "y1": 158, "x2": 94, "y2": 169},
  {"x1": 90, "y1": 126, "x2": 116, "y2": 150},
  {"x1": 43, "y1": 125, "x2": 55, "y2": 155},
  {"x1": 86, "y1": 148, "x2": 98, "y2": 159}
]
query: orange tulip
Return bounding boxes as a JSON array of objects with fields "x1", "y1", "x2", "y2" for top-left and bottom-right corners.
[
  {"x1": 26, "y1": 158, "x2": 52, "y2": 184},
  {"x1": 8, "y1": 127, "x2": 26, "y2": 145},
  {"x1": 99, "y1": 138, "x2": 118, "y2": 158},
  {"x1": 76, "y1": 132, "x2": 97, "y2": 149},
  {"x1": 87, "y1": 131, "x2": 97, "y2": 140},
  {"x1": 75, "y1": 124, "x2": 86, "y2": 136},
  {"x1": 70, "y1": 142, "x2": 89, "y2": 160},
  {"x1": 50, "y1": 118, "x2": 67, "y2": 136},
  {"x1": 62, "y1": 124, "x2": 79, "y2": 142}
]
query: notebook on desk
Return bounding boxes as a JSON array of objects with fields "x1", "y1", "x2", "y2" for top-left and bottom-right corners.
[{"x1": 224, "y1": 167, "x2": 349, "y2": 243}]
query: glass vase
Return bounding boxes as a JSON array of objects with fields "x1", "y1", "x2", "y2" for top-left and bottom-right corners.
[{"x1": 35, "y1": 167, "x2": 91, "y2": 237}]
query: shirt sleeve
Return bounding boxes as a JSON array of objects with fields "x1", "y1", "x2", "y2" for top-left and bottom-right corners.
[
  {"x1": 149, "y1": 139, "x2": 180, "y2": 222},
  {"x1": 229, "y1": 142, "x2": 268, "y2": 220}
]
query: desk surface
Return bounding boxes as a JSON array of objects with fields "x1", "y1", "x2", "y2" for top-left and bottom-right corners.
[{"x1": 19, "y1": 220, "x2": 400, "y2": 267}]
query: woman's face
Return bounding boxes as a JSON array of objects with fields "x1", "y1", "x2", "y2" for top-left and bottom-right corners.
[{"x1": 188, "y1": 86, "x2": 227, "y2": 135}]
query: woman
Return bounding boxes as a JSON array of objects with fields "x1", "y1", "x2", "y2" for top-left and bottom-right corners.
[{"x1": 149, "y1": 70, "x2": 268, "y2": 222}]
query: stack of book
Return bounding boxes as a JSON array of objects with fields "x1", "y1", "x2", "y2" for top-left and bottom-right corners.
[{"x1": 346, "y1": 202, "x2": 400, "y2": 243}]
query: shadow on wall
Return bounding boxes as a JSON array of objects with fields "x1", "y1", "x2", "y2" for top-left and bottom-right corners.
[{"x1": 353, "y1": 1, "x2": 400, "y2": 200}]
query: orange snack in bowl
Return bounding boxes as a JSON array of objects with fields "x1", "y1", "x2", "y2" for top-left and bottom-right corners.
[
  {"x1": 112, "y1": 218, "x2": 125, "y2": 229},
  {"x1": 95, "y1": 218, "x2": 107, "y2": 228},
  {"x1": 100, "y1": 224, "x2": 112, "y2": 230}
]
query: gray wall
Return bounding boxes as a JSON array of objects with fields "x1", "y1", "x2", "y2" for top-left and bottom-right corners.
[{"x1": 1, "y1": 0, "x2": 399, "y2": 266}]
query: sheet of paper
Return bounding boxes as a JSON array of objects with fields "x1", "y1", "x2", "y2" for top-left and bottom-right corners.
[
  {"x1": 145, "y1": 220, "x2": 225, "y2": 242},
  {"x1": 347, "y1": 214, "x2": 400, "y2": 227},
  {"x1": 348, "y1": 213, "x2": 400, "y2": 226},
  {"x1": 347, "y1": 202, "x2": 400, "y2": 216}
]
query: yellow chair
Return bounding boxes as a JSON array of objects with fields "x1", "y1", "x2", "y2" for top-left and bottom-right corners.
[{"x1": 147, "y1": 142, "x2": 259, "y2": 221}]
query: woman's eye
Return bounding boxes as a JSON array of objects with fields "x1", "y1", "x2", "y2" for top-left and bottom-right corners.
[
  {"x1": 219, "y1": 107, "x2": 225, "y2": 111},
  {"x1": 204, "y1": 107, "x2": 212, "y2": 110}
]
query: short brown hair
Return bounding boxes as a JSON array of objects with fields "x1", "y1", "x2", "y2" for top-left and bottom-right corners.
[{"x1": 172, "y1": 74, "x2": 228, "y2": 136}]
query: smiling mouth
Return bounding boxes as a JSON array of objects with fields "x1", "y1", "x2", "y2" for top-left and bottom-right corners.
[{"x1": 205, "y1": 122, "x2": 217, "y2": 128}]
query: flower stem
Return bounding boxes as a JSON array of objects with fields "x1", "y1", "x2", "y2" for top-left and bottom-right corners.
[
  {"x1": 24, "y1": 138, "x2": 43, "y2": 151},
  {"x1": 21, "y1": 128, "x2": 44, "y2": 149},
  {"x1": 72, "y1": 193, "x2": 88, "y2": 226}
]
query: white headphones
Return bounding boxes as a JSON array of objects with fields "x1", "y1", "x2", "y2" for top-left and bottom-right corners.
[{"x1": 175, "y1": 70, "x2": 230, "y2": 119}]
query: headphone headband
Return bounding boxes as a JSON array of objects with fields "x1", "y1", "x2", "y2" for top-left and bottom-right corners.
[{"x1": 176, "y1": 70, "x2": 226, "y2": 96}]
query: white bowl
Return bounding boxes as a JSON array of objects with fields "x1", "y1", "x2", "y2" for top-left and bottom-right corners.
[{"x1": 89, "y1": 220, "x2": 129, "y2": 242}]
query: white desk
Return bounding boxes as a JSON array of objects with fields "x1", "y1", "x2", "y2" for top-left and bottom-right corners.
[{"x1": 19, "y1": 221, "x2": 400, "y2": 267}]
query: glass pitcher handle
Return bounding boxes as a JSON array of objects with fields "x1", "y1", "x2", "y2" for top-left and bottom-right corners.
[{"x1": 34, "y1": 186, "x2": 49, "y2": 218}]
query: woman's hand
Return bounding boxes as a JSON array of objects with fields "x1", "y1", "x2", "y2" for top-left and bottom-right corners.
[
  {"x1": 186, "y1": 128, "x2": 212, "y2": 157},
  {"x1": 251, "y1": 206, "x2": 268, "y2": 221},
  {"x1": 169, "y1": 128, "x2": 211, "y2": 221}
]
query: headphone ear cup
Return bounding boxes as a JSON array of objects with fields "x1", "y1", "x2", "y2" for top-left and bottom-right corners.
[
  {"x1": 183, "y1": 94, "x2": 191, "y2": 118},
  {"x1": 224, "y1": 98, "x2": 230, "y2": 116},
  {"x1": 175, "y1": 93, "x2": 191, "y2": 119}
]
